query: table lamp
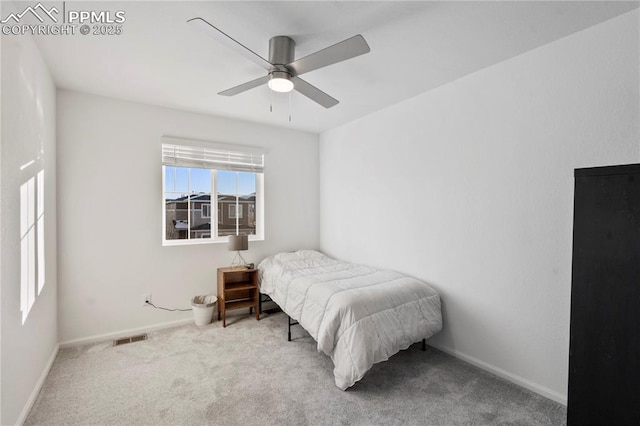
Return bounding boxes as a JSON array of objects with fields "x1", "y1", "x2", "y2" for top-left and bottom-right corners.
[{"x1": 228, "y1": 234, "x2": 249, "y2": 267}]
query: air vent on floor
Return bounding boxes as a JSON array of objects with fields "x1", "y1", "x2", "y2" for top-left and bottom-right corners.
[{"x1": 113, "y1": 333, "x2": 148, "y2": 346}]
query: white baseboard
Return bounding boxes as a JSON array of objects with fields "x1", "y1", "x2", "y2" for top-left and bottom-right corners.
[
  {"x1": 59, "y1": 318, "x2": 194, "y2": 348},
  {"x1": 429, "y1": 343, "x2": 567, "y2": 406},
  {"x1": 16, "y1": 343, "x2": 59, "y2": 426}
]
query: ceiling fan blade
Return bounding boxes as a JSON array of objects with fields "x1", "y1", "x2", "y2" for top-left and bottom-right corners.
[
  {"x1": 288, "y1": 35, "x2": 370, "y2": 76},
  {"x1": 187, "y1": 17, "x2": 272, "y2": 71},
  {"x1": 218, "y1": 75, "x2": 270, "y2": 96},
  {"x1": 291, "y1": 77, "x2": 339, "y2": 109}
]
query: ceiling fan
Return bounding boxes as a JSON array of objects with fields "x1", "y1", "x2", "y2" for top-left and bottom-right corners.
[{"x1": 187, "y1": 17, "x2": 371, "y2": 108}]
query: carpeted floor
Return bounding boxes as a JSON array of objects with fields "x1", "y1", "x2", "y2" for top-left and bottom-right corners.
[{"x1": 26, "y1": 311, "x2": 566, "y2": 425}]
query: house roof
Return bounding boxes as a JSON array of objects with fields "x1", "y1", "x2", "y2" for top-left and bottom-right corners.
[
  {"x1": 173, "y1": 221, "x2": 210, "y2": 231},
  {"x1": 191, "y1": 223, "x2": 211, "y2": 231}
]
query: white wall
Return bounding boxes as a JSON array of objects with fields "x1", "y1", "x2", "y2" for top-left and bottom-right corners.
[
  {"x1": 319, "y1": 10, "x2": 639, "y2": 403},
  {"x1": 1, "y1": 30, "x2": 58, "y2": 425},
  {"x1": 57, "y1": 91, "x2": 319, "y2": 344}
]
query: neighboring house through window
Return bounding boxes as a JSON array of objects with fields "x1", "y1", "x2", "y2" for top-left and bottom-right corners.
[{"x1": 162, "y1": 137, "x2": 264, "y2": 245}]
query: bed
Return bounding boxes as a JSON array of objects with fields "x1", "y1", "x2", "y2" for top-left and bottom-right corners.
[{"x1": 258, "y1": 250, "x2": 442, "y2": 390}]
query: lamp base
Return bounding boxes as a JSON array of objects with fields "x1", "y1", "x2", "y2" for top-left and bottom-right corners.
[{"x1": 230, "y1": 251, "x2": 248, "y2": 268}]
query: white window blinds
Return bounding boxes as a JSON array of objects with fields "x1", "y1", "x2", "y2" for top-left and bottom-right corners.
[{"x1": 161, "y1": 137, "x2": 264, "y2": 173}]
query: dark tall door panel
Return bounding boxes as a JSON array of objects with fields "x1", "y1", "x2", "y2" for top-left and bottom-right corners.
[{"x1": 568, "y1": 164, "x2": 640, "y2": 425}]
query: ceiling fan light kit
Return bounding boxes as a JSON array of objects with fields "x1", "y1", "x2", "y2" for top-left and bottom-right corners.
[
  {"x1": 268, "y1": 72, "x2": 294, "y2": 93},
  {"x1": 187, "y1": 17, "x2": 370, "y2": 109}
]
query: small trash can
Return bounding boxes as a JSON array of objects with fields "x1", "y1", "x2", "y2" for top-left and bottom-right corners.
[{"x1": 191, "y1": 295, "x2": 217, "y2": 326}]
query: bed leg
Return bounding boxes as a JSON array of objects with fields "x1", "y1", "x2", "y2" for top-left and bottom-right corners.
[
  {"x1": 286, "y1": 315, "x2": 300, "y2": 341},
  {"x1": 422, "y1": 339, "x2": 426, "y2": 352}
]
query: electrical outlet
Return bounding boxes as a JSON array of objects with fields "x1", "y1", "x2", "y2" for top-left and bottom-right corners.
[{"x1": 142, "y1": 293, "x2": 151, "y2": 306}]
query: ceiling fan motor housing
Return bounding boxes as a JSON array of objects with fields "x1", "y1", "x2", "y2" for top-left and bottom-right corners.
[{"x1": 269, "y1": 36, "x2": 295, "y2": 75}]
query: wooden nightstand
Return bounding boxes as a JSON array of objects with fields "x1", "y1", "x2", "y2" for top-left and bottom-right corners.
[{"x1": 217, "y1": 267, "x2": 259, "y2": 327}]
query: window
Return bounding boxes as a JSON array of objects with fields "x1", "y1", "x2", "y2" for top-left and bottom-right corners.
[
  {"x1": 20, "y1": 169, "x2": 45, "y2": 324},
  {"x1": 162, "y1": 138, "x2": 264, "y2": 245},
  {"x1": 201, "y1": 204, "x2": 211, "y2": 218},
  {"x1": 229, "y1": 204, "x2": 242, "y2": 219}
]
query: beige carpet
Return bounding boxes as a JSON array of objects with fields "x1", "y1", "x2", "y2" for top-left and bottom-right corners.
[{"x1": 25, "y1": 311, "x2": 566, "y2": 425}]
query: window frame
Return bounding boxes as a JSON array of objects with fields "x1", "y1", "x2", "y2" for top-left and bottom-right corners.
[{"x1": 162, "y1": 166, "x2": 264, "y2": 247}]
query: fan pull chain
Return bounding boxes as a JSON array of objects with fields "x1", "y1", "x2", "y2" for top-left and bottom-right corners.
[
  {"x1": 269, "y1": 89, "x2": 273, "y2": 113},
  {"x1": 288, "y1": 91, "x2": 292, "y2": 122}
]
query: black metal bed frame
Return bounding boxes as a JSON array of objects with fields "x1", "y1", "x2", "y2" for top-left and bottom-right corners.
[
  {"x1": 262, "y1": 293, "x2": 427, "y2": 351},
  {"x1": 288, "y1": 315, "x2": 299, "y2": 342},
  {"x1": 287, "y1": 314, "x2": 426, "y2": 351}
]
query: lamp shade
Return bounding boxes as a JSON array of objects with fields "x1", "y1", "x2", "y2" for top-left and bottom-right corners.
[{"x1": 228, "y1": 234, "x2": 248, "y2": 251}]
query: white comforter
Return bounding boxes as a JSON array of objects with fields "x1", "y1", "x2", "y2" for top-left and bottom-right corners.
[{"x1": 258, "y1": 250, "x2": 442, "y2": 390}]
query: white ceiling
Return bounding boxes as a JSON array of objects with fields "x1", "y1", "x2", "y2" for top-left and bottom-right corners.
[{"x1": 33, "y1": 1, "x2": 639, "y2": 133}]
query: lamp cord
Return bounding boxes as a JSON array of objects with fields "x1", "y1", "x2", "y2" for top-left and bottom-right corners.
[{"x1": 145, "y1": 301, "x2": 191, "y2": 312}]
